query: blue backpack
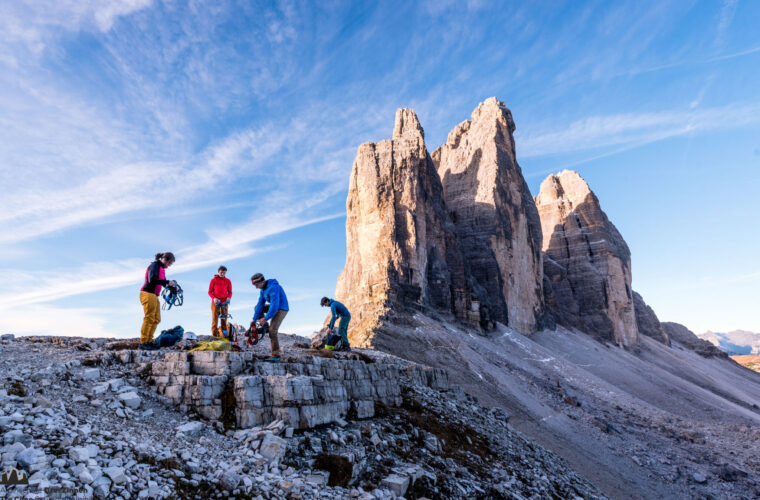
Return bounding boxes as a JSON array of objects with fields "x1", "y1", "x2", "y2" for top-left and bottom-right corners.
[{"x1": 155, "y1": 326, "x2": 184, "y2": 347}]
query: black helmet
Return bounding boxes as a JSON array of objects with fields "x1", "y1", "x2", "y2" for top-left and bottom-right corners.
[
  {"x1": 251, "y1": 273, "x2": 265, "y2": 285},
  {"x1": 320, "y1": 297, "x2": 330, "y2": 306}
]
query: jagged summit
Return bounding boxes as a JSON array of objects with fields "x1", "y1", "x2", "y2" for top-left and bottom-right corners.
[
  {"x1": 335, "y1": 106, "x2": 475, "y2": 349},
  {"x1": 536, "y1": 170, "x2": 593, "y2": 208},
  {"x1": 433, "y1": 97, "x2": 545, "y2": 334},
  {"x1": 392, "y1": 108, "x2": 424, "y2": 140},
  {"x1": 535, "y1": 169, "x2": 638, "y2": 346},
  {"x1": 336, "y1": 97, "x2": 550, "y2": 350}
]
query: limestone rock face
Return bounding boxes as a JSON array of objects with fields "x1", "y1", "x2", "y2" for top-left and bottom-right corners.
[
  {"x1": 145, "y1": 351, "x2": 449, "y2": 429},
  {"x1": 633, "y1": 291, "x2": 670, "y2": 346},
  {"x1": 535, "y1": 170, "x2": 638, "y2": 346},
  {"x1": 335, "y1": 109, "x2": 476, "y2": 348},
  {"x1": 432, "y1": 98, "x2": 545, "y2": 333}
]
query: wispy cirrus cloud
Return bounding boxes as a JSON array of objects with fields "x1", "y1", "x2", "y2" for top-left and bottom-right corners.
[
  {"x1": 0, "y1": 196, "x2": 344, "y2": 308},
  {"x1": 0, "y1": 1, "x2": 367, "y2": 245},
  {"x1": 517, "y1": 102, "x2": 760, "y2": 158},
  {"x1": 0, "y1": 0, "x2": 152, "y2": 64},
  {"x1": 0, "y1": 125, "x2": 288, "y2": 243}
]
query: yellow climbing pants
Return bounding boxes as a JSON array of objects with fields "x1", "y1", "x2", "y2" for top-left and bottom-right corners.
[{"x1": 139, "y1": 291, "x2": 161, "y2": 344}]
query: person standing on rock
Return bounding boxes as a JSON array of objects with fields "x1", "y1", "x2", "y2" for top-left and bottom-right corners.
[
  {"x1": 139, "y1": 252, "x2": 176, "y2": 350},
  {"x1": 321, "y1": 297, "x2": 351, "y2": 351},
  {"x1": 251, "y1": 273, "x2": 289, "y2": 362},
  {"x1": 208, "y1": 265, "x2": 232, "y2": 338}
]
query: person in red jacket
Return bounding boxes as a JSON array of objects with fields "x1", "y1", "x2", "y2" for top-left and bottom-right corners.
[{"x1": 208, "y1": 265, "x2": 232, "y2": 337}]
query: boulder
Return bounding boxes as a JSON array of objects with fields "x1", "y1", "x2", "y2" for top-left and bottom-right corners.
[
  {"x1": 16, "y1": 447, "x2": 43, "y2": 470},
  {"x1": 177, "y1": 421, "x2": 204, "y2": 435},
  {"x1": 104, "y1": 466, "x2": 128, "y2": 484},
  {"x1": 310, "y1": 327, "x2": 331, "y2": 350},
  {"x1": 380, "y1": 473, "x2": 410, "y2": 497},
  {"x1": 69, "y1": 446, "x2": 90, "y2": 462},
  {"x1": 259, "y1": 433, "x2": 287, "y2": 462},
  {"x1": 118, "y1": 391, "x2": 141, "y2": 410},
  {"x1": 82, "y1": 368, "x2": 101, "y2": 380}
]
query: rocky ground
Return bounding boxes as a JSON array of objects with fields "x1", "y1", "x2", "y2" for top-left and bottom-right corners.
[
  {"x1": 0, "y1": 334, "x2": 603, "y2": 499},
  {"x1": 365, "y1": 313, "x2": 760, "y2": 500}
]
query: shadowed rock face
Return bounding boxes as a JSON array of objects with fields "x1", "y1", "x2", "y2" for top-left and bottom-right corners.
[
  {"x1": 662, "y1": 322, "x2": 728, "y2": 358},
  {"x1": 335, "y1": 109, "x2": 478, "y2": 348},
  {"x1": 535, "y1": 170, "x2": 638, "y2": 346},
  {"x1": 633, "y1": 291, "x2": 670, "y2": 346},
  {"x1": 432, "y1": 98, "x2": 545, "y2": 334}
]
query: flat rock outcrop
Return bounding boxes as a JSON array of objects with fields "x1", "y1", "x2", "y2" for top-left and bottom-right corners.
[
  {"x1": 432, "y1": 98, "x2": 545, "y2": 333},
  {"x1": 335, "y1": 109, "x2": 480, "y2": 348},
  {"x1": 633, "y1": 291, "x2": 670, "y2": 346},
  {"x1": 535, "y1": 170, "x2": 638, "y2": 346}
]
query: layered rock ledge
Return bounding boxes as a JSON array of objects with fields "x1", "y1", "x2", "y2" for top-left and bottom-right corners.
[{"x1": 115, "y1": 350, "x2": 449, "y2": 430}]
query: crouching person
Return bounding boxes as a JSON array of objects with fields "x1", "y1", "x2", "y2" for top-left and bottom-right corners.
[
  {"x1": 251, "y1": 273, "x2": 289, "y2": 362},
  {"x1": 321, "y1": 297, "x2": 351, "y2": 351}
]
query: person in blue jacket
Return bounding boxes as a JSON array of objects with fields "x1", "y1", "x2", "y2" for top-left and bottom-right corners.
[
  {"x1": 251, "y1": 273, "x2": 289, "y2": 362},
  {"x1": 321, "y1": 296, "x2": 351, "y2": 351}
]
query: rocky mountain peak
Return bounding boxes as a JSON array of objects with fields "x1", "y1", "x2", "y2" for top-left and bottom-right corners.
[
  {"x1": 470, "y1": 96, "x2": 516, "y2": 132},
  {"x1": 433, "y1": 97, "x2": 545, "y2": 333},
  {"x1": 536, "y1": 169, "x2": 638, "y2": 346},
  {"x1": 335, "y1": 107, "x2": 477, "y2": 349},
  {"x1": 536, "y1": 170, "x2": 592, "y2": 210},
  {"x1": 392, "y1": 108, "x2": 424, "y2": 141}
]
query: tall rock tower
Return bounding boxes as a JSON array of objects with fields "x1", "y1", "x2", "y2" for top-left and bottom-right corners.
[
  {"x1": 535, "y1": 170, "x2": 639, "y2": 347},
  {"x1": 335, "y1": 109, "x2": 477, "y2": 348},
  {"x1": 432, "y1": 98, "x2": 545, "y2": 334}
]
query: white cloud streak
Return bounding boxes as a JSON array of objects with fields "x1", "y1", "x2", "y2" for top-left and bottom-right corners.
[
  {"x1": 517, "y1": 102, "x2": 760, "y2": 158},
  {"x1": 0, "y1": 206, "x2": 344, "y2": 309}
]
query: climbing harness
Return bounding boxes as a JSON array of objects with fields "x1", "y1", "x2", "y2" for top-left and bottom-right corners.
[
  {"x1": 161, "y1": 283, "x2": 184, "y2": 310},
  {"x1": 245, "y1": 321, "x2": 269, "y2": 346},
  {"x1": 215, "y1": 301, "x2": 234, "y2": 340}
]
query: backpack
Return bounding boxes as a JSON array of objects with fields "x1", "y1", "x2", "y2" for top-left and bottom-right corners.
[
  {"x1": 325, "y1": 333, "x2": 344, "y2": 351},
  {"x1": 155, "y1": 325, "x2": 184, "y2": 348}
]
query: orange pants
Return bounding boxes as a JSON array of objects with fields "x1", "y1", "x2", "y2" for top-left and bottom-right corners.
[
  {"x1": 139, "y1": 291, "x2": 161, "y2": 344},
  {"x1": 211, "y1": 302, "x2": 229, "y2": 337}
]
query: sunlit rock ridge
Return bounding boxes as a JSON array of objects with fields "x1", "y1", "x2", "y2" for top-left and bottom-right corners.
[{"x1": 337, "y1": 98, "x2": 659, "y2": 348}]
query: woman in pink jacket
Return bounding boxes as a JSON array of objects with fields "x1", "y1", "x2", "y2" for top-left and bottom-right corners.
[{"x1": 139, "y1": 252, "x2": 175, "y2": 350}]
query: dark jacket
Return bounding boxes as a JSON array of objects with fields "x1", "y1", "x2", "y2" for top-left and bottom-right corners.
[
  {"x1": 253, "y1": 279, "x2": 289, "y2": 321},
  {"x1": 141, "y1": 260, "x2": 169, "y2": 295},
  {"x1": 328, "y1": 299, "x2": 350, "y2": 329}
]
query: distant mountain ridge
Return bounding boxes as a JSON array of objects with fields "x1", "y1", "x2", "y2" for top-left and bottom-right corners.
[{"x1": 699, "y1": 330, "x2": 760, "y2": 355}]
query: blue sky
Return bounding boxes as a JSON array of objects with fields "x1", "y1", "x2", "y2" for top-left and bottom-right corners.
[{"x1": 1, "y1": 0, "x2": 758, "y2": 338}]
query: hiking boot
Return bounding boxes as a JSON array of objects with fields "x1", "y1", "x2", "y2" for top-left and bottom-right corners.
[
  {"x1": 263, "y1": 356, "x2": 280, "y2": 363},
  {"x1": 139, "y1": 342, "x2": 159, "y2": 351}
]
